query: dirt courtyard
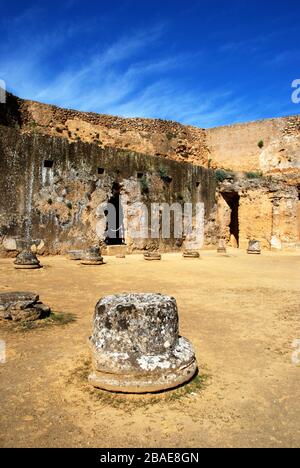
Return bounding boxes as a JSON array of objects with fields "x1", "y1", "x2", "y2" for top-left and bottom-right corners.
[{"x1": 0, "y1": 250, "x2": 299, "y2": 448}]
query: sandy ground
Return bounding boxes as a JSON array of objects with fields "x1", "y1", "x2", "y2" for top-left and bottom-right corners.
[{"x1": 0, "y1": 250, "x2": 299, "y2": 448}]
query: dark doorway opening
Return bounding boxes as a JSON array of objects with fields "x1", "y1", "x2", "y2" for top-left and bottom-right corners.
[
  {"x1": 44, "y1": 160, "x2": 54, "y2": 168},
  {"x1": 105, "y1": 182, "x2": 125, "y2": 246},
  {"x1": 221, "y1": 192, "x2": 240, "y2": 247}
]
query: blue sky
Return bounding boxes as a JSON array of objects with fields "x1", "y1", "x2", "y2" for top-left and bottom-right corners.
[{"x1": 0, "y1": 0, "x2": 299, "y2": 127}]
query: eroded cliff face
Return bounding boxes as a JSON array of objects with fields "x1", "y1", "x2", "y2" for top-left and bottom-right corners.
[
  {"x1": 13, "y1": 96, "x2": 210, "y2": 167},
  {"x1": 0, "y1": 90, "x2": 299, "y2": 254},
  {"x1": 217, "y1": 175, "x2": 299, "y2": 250},
  {"x1": 1, "y1": 90, "x2": 300, "y2": 174}
]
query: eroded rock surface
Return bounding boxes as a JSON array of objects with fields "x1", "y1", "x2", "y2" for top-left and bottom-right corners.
[{"x1": 89, "y1": 293, "x2": 198, "y2": 393}]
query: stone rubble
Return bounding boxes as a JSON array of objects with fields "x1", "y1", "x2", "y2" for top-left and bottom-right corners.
[{"x1": 0, "y1": 292, "x2": 51, "y2": 322}]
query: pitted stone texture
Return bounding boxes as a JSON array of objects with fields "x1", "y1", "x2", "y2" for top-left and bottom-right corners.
[
  {"x1": 247, "y1": 240, "x2": 262, "y2": 255},
  {"x1": 89, "y1": 293, "x2": 198, "y2": 393},
  {"x1": 144, "y1": 252, "x2": 161, "y2": 261},
  {"x1": 0, "y1": 292, "x2": 38, "y2": 312},
  {"x1": 183, "y1": 250, "x2": 200, "y2": 259},
  {"x1": 0, "y1": 292, "x2": 50, "y2": 322},
  {"x1": 14, "y1": 250, "x2": 42, "y2": 269},
  {"x1": 81, "y1": 246, "x2": 104, "y2": 265}
]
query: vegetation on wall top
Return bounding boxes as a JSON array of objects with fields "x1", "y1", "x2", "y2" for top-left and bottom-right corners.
[
  {"x1": 215, "y1": 169, "x2": 234, "y2": 183},
  {"x1": 245, "y1": 171, "x2": 263, "y2": 179},
  {"x1": 258, "y1": 140, "x2": 264, "y2": 149}
]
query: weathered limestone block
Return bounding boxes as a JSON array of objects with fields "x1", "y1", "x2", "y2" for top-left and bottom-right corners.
[
  {"x1": 0, "y1": 292, "x2": 51, "y2": 322},
  {"x1": 81, "y1": 247, "x2": 104, "y2": 265},
  {"x1": 89, "y1": 293, "x2": 198, "y2": 393},
  {"x1": 183, "y1": 250, "x2": 200, "y2": 259},
  {"x1": 14, "y1": 250, "x2": 42, "y2": 269},
  {"x1": 144, "y1": 252, "x2": 162, "y2": 261},
  {"x1": 247, "y1": 240, "x2": 262, "y2": 255}
]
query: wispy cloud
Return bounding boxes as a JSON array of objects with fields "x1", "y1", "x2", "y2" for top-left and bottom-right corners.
[
  {"x1": 218, "y1": 32, "x2": 277, "y2": 56},
  {"x1": 266, "y1": 50, "x2": 300, "y2": 67},
  {"x1": 0, "y1": 12, "x2": 224, "y2": 126},
  {"x1": 106, "y1": 80, "x2": 241, "y2": 128}
]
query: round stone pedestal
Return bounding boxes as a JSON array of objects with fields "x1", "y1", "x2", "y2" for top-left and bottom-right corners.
[
  {"x1": 247, "y1": 240, "x2": 261, "y2": 255},
  {"x1": 144, "y1": 252, "x2": 161, "y2": 261},
  {"x1": 14, "y1": 251, "x2": 42, "y2": 269},
  {"x1": 81, "y1": 247, "x2": 104, "y2": 265},
  {"x1": 89, "y1": 293, "x2": 198, "y2": 393},
  {"x1": 183, "y1": 250, "x2": 200, "y2": 259}
]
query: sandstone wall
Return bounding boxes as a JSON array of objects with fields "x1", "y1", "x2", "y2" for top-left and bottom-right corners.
[
  {"x1": 217, "y1": 178, "x2": 299, "y2": 251},
  {"x1": 16, "y1": 97, "x2": 209, "y2": 167},
  {"x1": 0, "y1": 90, "x2": 299, "y2": 253},
  {"x1": 206, "y1": 116, "x2": 300, "y2": 174},
  {"x1": 0, "y1": 125, "x2": 216, "y2": 256},
  {"x1": 1, "y1": 91, "x2": 299, "y2": 176}
]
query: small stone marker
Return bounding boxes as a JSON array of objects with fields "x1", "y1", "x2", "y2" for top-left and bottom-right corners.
[
  {"x1": 217, "y1": 239, "x2": 227, "y2": 254},
  {"x1": 0, "y1": 292, "x2": 51, "y2": 322},
  {"x1": 247, "y1": 240, "x2": 261, "y2": 255},
  {"x1": 89, "y1": 293, "x2": 198, "y2": 393},
  {"x1": 14, "y1": 250, "x2": 42, "y2": 269},
  {"x1": 143, "y1": 252, "x2": 161, "y2": 261}
]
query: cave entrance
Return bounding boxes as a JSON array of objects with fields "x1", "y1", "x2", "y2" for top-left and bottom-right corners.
[
  {"x1": 105, "y1": 182, "x2": 125, "y2": 246},
  {"x1": 221, "y1": 192, "x2": 240, "y2": 248}
]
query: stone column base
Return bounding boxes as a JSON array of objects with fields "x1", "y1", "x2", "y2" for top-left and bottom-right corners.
[{"x1": 89, "y1": 360, "x2": 198, "y2": 394}]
